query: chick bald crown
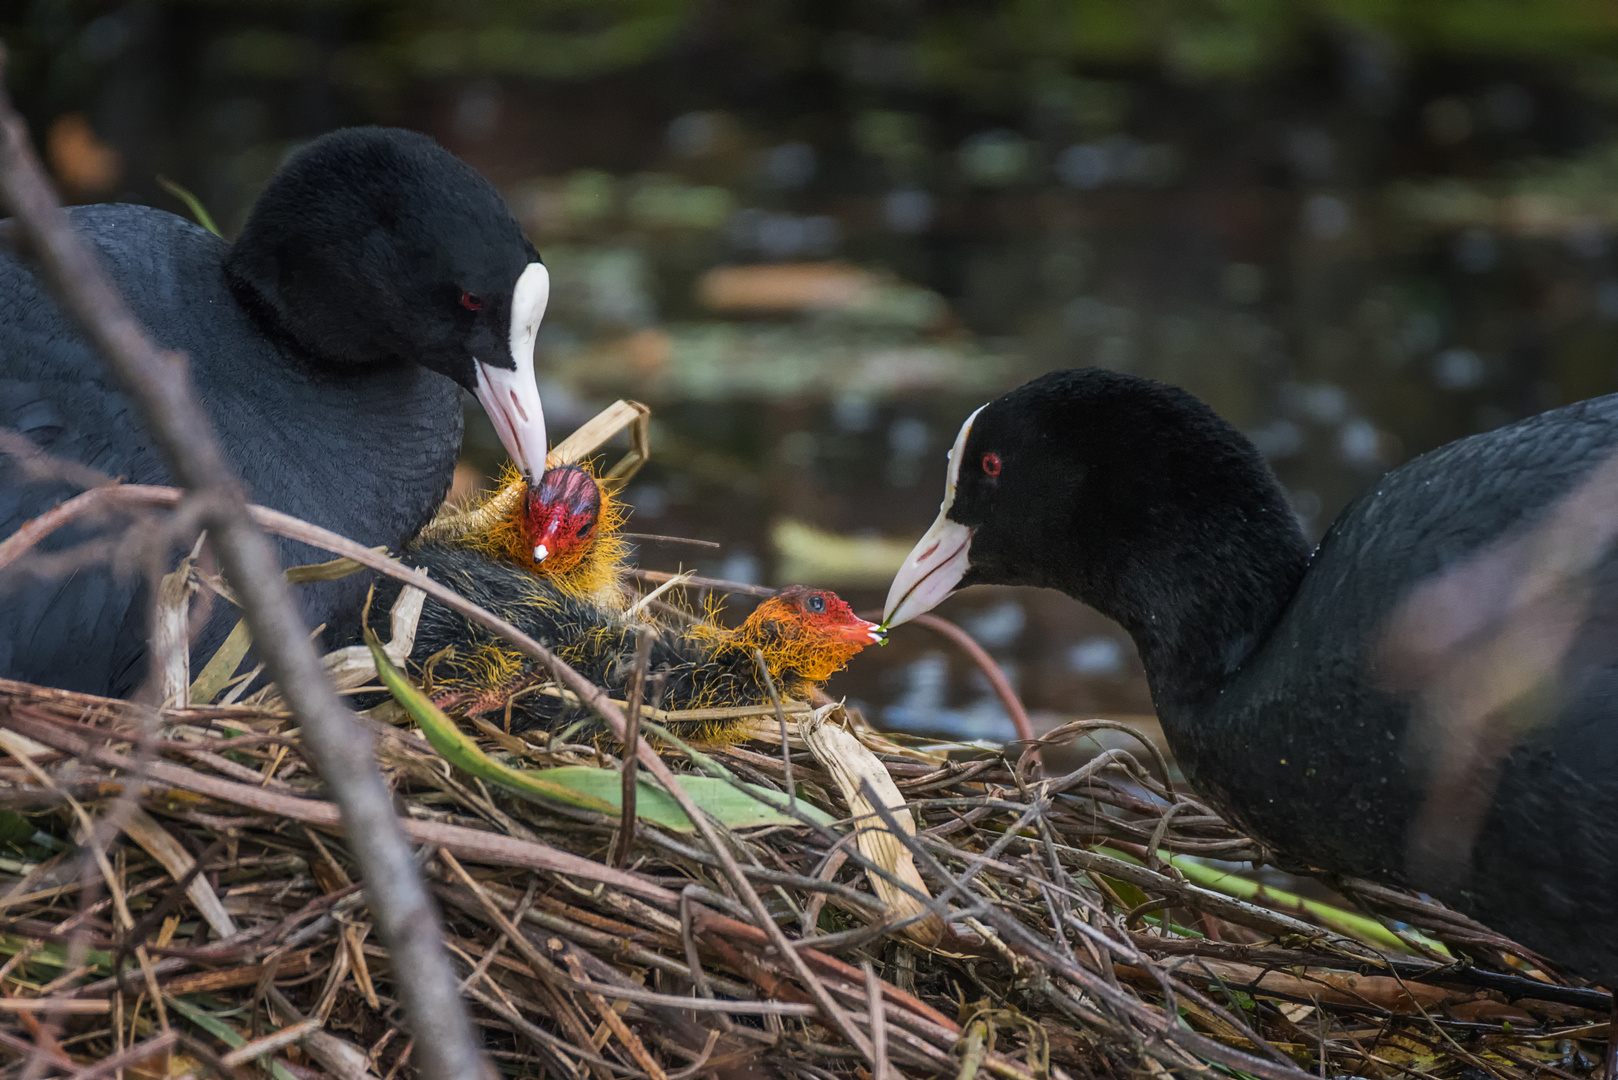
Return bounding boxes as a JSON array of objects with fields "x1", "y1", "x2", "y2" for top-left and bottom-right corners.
[{"x1": 421, "y1": 463, "x2": 628, "y2": 608}]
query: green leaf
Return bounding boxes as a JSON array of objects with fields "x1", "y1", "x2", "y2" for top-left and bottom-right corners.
[
  {"x1": 166, "y1": 996, "x2": 243, "y2": 1045},
  {"x1": 368, "y1": 632, "x2": 620, "y2": 816},
  {"x1": 1164, "y1": 853, "x2": 1450, "y2": 956},
  {"x1": 539, "y1": 765, "x2": 839, "y2": 832},
  {"x1": 0, "y1": 934, "x2": 114, "y2": 974},
  {"x1": 0, "y1": 811, "x2": 35, "y2": 846},
  {"x1": 157, "y1": 177, "x2": 221, "y2": 237},
  {"x1": 191, "y1": 619, "x2": 251, "y2": 704},
  {"x1": 368, "y1": 632, "x2": 837, "y2": 832},
  {"x1": 166, "y1": 996, "x2": 301, "y2": 1080}
]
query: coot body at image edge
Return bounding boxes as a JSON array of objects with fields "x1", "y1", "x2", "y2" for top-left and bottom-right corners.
[{"x1": 886, "y1": 367, "x2": 1618, "y2": 982}]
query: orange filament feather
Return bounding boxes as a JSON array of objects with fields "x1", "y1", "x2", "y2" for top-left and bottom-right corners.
[
  {"x1": 454, "y1": 462, "x2": 629, "y2": 606},
  {"x1": 689, "y1": 595, "x2": 869, "y2": 701}
]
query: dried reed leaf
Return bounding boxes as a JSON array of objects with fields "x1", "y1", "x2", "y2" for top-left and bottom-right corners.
[
  {"x1": 153, "y1": 543, "x2": 201, "y2": 706},
  {"x1": 120, "y1": 807, "x2": 237, "y2": 939},
  {"x1": 247, "y1": 584, "x2": 426, "y2": 712},
  {"x1": 189, "y1": 617, "x2": 250, "y2": 704},
  {"x1": 800, "y1": 704, "x2": 943, "y2": 946}
]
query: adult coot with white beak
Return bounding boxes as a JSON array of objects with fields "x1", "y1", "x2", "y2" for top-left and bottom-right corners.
[
  {"x1": 0, "y1": 127, "x2": 551, "y2": 695},
  {"x1": 886, "y1": 367, "x2": 1618, "y2": 982}
]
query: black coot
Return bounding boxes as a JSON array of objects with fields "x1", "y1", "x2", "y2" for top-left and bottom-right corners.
[
  {"x1": 0, "y1": 127, "x2": 551, "y2": 696},
  {"x1": 885, "y1": 368, "x2": 1618, "y2": 981}
]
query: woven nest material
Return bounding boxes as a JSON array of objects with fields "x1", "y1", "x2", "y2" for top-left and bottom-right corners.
[{"x1": 0, "y1": 672, "x2": 1610, "y2": 1080}]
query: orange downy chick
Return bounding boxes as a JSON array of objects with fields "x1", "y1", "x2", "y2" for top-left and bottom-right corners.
[
  {"x1": 690, "y1": 586, "x2": 883, "y2": 702},
  {"x1": 426, "y1": 462, "x2": 629, "y2": 606}
]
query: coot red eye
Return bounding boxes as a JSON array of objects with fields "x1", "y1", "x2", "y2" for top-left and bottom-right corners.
[
  {"x1": 460, "y1": 291, "x2": 484, "y2": 311},
  {"x1": 982, "y1": 452, "x2": 1002, "y2": 477},
  {"x1": 807, "y1": 593, "x2": 826, "y2": 614}
]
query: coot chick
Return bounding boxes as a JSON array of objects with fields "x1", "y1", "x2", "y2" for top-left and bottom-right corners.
[
  {"x1": 885, "y1": 368, "x2": 1618, "y2": 981},
  {"x1": 0, "y1": 127, "x2": 551, "y2": 696},
  {"x1": 418, "y1": 463, "x2": 628, "y2": 606},
  {"x1": 379, "y1": 539, "x2": 881, "y2": 739}
]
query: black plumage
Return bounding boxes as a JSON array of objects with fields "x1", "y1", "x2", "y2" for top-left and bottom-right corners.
[
  {"x1": 0, "y1": 127, "x2": 545, "y2": 695},
  {"x1": 887, "y1": 367, "x2": 1618, "y2": 981}
]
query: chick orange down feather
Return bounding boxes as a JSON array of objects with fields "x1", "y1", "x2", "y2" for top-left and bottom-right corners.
[{"x1": 386, "y1": 463, "x2": 879, "y2": 738}]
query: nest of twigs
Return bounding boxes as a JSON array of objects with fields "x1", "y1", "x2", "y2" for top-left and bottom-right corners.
[{"x1": 0, "y1": 662, "x2": 1612, "y2": 1080}]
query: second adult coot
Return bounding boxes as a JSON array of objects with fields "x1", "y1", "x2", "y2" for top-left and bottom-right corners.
[
  {"x1": 0, "y1": 126, "x2": 551, "y2": 695},
  {"x1": 886, "y1": 368, "x2": 1618, "y2": 982}
]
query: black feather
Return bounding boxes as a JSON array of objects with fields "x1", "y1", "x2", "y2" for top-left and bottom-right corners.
[{"x1": 378, "y1": 541, "x2": 780, "y2": 736}]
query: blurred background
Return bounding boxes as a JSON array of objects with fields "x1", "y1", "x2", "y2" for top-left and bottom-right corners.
[{"x1": 10, "y1": 0, "x2": 1618, "y2": 747}]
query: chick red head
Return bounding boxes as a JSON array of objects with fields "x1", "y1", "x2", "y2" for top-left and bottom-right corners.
[
  {"x1": 742, "y1": 585, "x2": 884, "y2": 684},
  {"x1": 523, "y1": 464, "x2": 601, "y2": 574}
]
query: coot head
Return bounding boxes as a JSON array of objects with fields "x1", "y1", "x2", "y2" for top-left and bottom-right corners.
[
  {"x1": 767, "y1": 586, "x2": 885, "y2": 647},
  {"x1": 523, "y1": 464, "x2": 601, "y2": 571},
  {"x1": 884, "y1": 368, "x2": 1305, "y2": 643},
  {"x1": 224, "y1": 126, "x2": 550, "y2": 475}
]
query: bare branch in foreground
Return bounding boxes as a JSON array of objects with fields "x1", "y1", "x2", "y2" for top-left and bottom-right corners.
[{"x1": 0, "y1": 59, "x2": 487, "y2": 1080}]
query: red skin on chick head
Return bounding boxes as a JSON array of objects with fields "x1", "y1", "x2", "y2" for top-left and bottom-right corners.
[
  {"x1": 739, "y1": 585, "x2": 884, "y2": 684},
  {"x1": 523, "y1": 464, "x2": 601, "y2": 574}
]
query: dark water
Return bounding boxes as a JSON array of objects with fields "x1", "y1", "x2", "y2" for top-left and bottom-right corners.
[{"x1": 16, "y1": 0, "x2": 1618, "y2": 743}]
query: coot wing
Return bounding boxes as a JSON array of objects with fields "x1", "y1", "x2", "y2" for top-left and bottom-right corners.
[
  {"x1": 0, "y1": 208, "x2": 207, "y2": 694},
  {"x1": 1219, "y1": 396, "x2": 1618, "y2": 978},
  {"x1": 0, "y1": 354, "x2": 171, "y2": 694}
]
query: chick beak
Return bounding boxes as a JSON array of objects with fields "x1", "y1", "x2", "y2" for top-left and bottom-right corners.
[
  {"x1": 531, "y1": 520, "x2": 564, "y2": 565},
  {"x1": 526, "y1": 464, "x2": 601, "y2": 566},
  {"x1": 474, "y1": 262, "x2": 550, "y2": 479},
  {"x1": 834, "y1": 617, "x2": 886, "y2": 647}
]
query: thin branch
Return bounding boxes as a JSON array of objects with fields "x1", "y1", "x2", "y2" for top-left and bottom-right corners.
[
  {"x1": 752, "y1": 647, "x2": 795, "y2": 815},
  {"x1": 611, "y1": 630, "x2": 653, "y2": 869}
]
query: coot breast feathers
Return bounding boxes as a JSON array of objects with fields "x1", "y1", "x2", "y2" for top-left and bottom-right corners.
[
  {"x1": 0, "y1": 126, "x2": 550, "y2": 695},
  {"x1": 886, "y1": 368, "x2": 1618, "y2": 981}
]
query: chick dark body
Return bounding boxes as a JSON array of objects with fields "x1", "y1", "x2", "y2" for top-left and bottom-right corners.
[{"x1": 379, "y1": 541, "x2": 874, "y2": 736}]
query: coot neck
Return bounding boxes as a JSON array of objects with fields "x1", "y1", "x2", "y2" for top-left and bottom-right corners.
[
  {"x1": 1110, "y1": 531, "x2": 1309, "y2": 723},
  {"x1": 1060, "y1": 448, "x2": 1312, "y2": 724},
  {"x1": 221, "y1": 262, "x2": 316, "y2": 369}
]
